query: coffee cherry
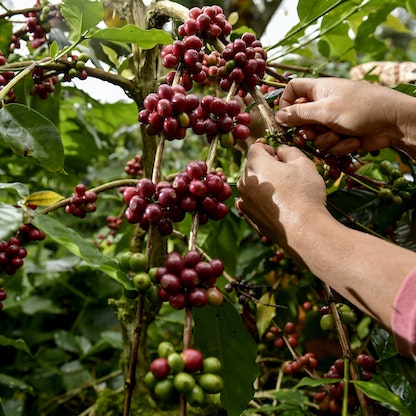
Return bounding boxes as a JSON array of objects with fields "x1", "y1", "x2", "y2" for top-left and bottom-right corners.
[
  {"x1": 185, "y1": 384, "x2": 206, "y2": 407},
  {"x1": 199, "y1": 373, "x2": 224, "y2": 394},
  {"x1": 182, "y1": 348, "x2": 204, "y2": 373},
  {"x1": 173, "y1": 372, "x2": 196, "y2": 393},
  {"x1": 202, "y1": 356, "x2": 222, "y2": 374},
  {"x1": 144, "y1": 371, "x2": 158, "y2": 390},
  {"x1": 129, "y1": 252, "x2": 148, "y2": 272},
  {"x1": 154, "y1": 378, "x2": 176, "y2": 401},
  {"x1": 150, "y1": 357, "x2": 171, "y2": 379},
  {"x1": 157, "y1": 341, "x2": 175, "y2": 358},
  {"x1": 167, "y1": 352, "x2": 185, "y2": 373},
  {"x1": 133, "y1": 272, "x2": 151, "y2": 292},
  {"x1": 320, "y1": 314, "x2": 335, "y2": 331}
]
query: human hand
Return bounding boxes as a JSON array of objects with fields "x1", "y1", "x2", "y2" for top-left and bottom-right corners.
[
  {"x1": 236, "y1": 143, "x2": 328, "y2": 251},
  {"x1": 275, "y1": 77, "x2": 416, "y2": 156}
]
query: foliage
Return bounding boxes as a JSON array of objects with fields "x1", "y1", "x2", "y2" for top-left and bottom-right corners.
[{"x1": 0, "y1": 0, "x2": 416, "y2": 415}]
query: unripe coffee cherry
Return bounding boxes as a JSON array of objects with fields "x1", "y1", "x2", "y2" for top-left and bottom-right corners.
[
  {"x1": 167, "y1": 352, "x2": 185, "y2": 373},
  {"x1": 133, "y1": 272, "x2": 151, "y2": 293},
  {"x1": 129, "y1": 252, "x2": 148, "y2": 272},
  {"x1": 173, "y1": 372, "x2": 196, "y2": 393},
  {"x1": 157, "y1": 341, "x2": 175, "y2": 358},
  {"x1": 199, "y1": 373, "x2": 224, "y2": 394},
  {"x1": 202, "y1": 356, "x2": 222, "y2": 374},
  {"x1": 320, "y1": 314, "x2": 335, "y2": 331},
  {"x1": 154, "y1": 378, "x2": 175, "y2": 401}
]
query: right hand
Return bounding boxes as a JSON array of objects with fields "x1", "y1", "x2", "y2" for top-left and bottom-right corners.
[{"x1": 275, "y1": 77, "x2": 416, "y2": 156}]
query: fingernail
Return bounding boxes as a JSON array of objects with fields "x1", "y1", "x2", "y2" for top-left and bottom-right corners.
[{"x1": 275, "y1": 109, "x2": 288, "y2": 125}]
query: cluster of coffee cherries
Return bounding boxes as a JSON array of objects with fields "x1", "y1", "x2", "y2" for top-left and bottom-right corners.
[
  {"x1": 124, "y1": 153, "x2": 144, "y2": 178},
  {"x1": 319, "y1": 303, "x2": 357, "y2": 331},
  {"x1": 377, "y1": 159, "x2": 413, "y2": 206},
  {"x1": 24, "y1": 1, "x2": 57, "y2": 49},
  {"x1": 155, "y1": 250, "x2": 224, "y2": 310},
  {"x1": 218, "y1": 33, "x2": 267, "y2": 96},
  {"x1": 161, "y1": 35, "x2": 207, "y2": 85},
  {"x1": 122, "y1": 160, "x2": 231, "y2": 235},
  {"x1": 0, "y1": 51, "x2": 16, "y2": 106},
  {"x1": 65, "y1": 184, "x2": 98, "y2": 218},
  {"x1": 193, "y1": 95, "x2": 251, "y2": 147},
  {"x1": 313, "y1": 354, "x2": 376, "y2": 414},
  {"x1": 144, "y1": 342, "x2": 224, "y2": 406},
  {"x1": 139, "y1": 84, "x2": 199, "y2": 140},
  {"x1": 0, "y1": 224, "x2": 45, "y2": 276},
  {"x1": 282, "y1": 351, "x2": 319, "y2": 375},
  {"x1": 30, "y1": 67, "x2": 58, "y2": 99},
  {"x1": 263, "y1": 322, "x2": 300, "y2": 352},
  {"x1": 178, "y1": 6, "x2": 232, "y2": 40}
]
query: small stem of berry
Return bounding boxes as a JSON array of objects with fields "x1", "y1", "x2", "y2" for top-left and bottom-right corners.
[
  {"x1": 123, "y1": 294, "x2": 144, "y2": 416},
  {"x1": 323, "y1": 284, "x2": 371, "y2": 416},
  {"x1": 342, "y1": 358, "x2": 350, "y2": 416}
]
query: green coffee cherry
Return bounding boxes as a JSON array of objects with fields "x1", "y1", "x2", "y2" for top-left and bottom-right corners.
[
  {"x1": 173, "y1": 372, "x2": 196, "y2": 393},
  {"x1": 167, "y1": 352, "x2": 185, "y2": 373},
  {"x1": 158, "y1": 341, "x2": 175, "y2": 358},
  {"x1": 144, "y1": 371, "x2": 158, "y2": 390},
  {"x1": 378, "y1": 188, "x2": 393, "y2": 200},
  {"x1": 340, "y1": 310, "x2": 357, "y2": 325},
  {"x1": 389, "y1": 168, "x2": 402, "y2": 180},
  {"x1": 119, "y1": 251, "x2": 133, "y2": 270},
  {"x1": 379, "y1": 160, "x2": 394, "y2": 176},
  {"x1": 154, "y1": 378, "x2": 175, "y2": 401},
  {"x1": 320, "y1": 314, "x2": 335, "y2": 331},
  {"x1": 202, "y1": 357, "x2": 222, "y2": 374},
  {"x1": 186, "y1": 384, "x2": 207, "y2": 407},
  {"x1": 129, "y1": 252, "x2": 148, "y2": 272},
  {"x1": 133, "y1": 272, "x2": 151, "y2": 293},
  {"x1": 198, "y1": 373, "x2": 224, "y2": 394},
  {"x1": 393, "y1": 177, "x2": 408, "y2": 190}
]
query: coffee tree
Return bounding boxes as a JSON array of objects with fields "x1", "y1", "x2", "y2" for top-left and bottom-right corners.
[{"x1": 1, "y1": 0, "x2": 416, "y2": 415}]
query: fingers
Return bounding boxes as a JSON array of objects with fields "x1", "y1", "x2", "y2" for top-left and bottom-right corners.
[{"x1": 278, "y1": 78, "x2": 318, "y2": 108}]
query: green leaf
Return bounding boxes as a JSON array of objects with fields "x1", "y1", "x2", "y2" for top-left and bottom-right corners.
[
  {"x1": 0, "y1": 104, "x2": 65, "y2": 173},
  {"x1": 294, "y1": 377, "x2": 341, "y2": 389},
  {"x1": 90, "y1": 25, "x2": 173, "y2": 49},
  {"x1": 193, "y1": 301, "x2": 259, "y2": 416},
  {"x1": 32, "y1": 213, "x2": 134, "y2": 290},
  {"x1": 61, "y1": 0, "x2": 103, "y2": 36},
  {"x1": 0, "y1": 335, "x2": 31, "y2": 354},
  {"x1": 0, "y1": 204, "x2": 22, "y2": 240},
  {"x1": 50, "y1": 40, "x2": 59, "y2": 58},
  {"x1": 371, "y1": 328, "x2": 398, "y2": 360},
  {"x1": 0, "y1": 374, "x2": 32, "y2": 392},
  {"x1": 256, "y1": 292, "x2": 277, "y2": 339},
  {"x1": 0, "y1": 182, "x2": 29, "y2": 199},
  {"x1": 0, "y1": 19, "x2": 12, "y2": 57},
  {"x1": 353, "y1": 381, "x2": 412, "y2": 416}
]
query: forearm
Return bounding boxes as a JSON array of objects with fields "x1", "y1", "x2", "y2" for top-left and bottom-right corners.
[{"x1": 289, "y1": 211, "x2": 416, "y2": 330}]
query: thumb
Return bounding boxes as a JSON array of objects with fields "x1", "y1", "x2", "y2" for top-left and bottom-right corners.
[
  {"x1": 276, "y1": 145, "x2": 307, "y2": 163},
  {"x1": 276, "y1": 100, "x2": 330, "y2": 127}
]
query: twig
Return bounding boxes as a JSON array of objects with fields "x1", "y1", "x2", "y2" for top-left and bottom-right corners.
[{"x1": 323, "y1": 284, "x2": 371, "y2": 416}]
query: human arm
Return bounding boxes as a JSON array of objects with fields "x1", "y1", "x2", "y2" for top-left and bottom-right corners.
[
  {"x1": 275, "y1": 77, "x2": 416, "y2": 159},
  {"x1": 236, "y1": 143, "x2": 416, "y2": 357}
]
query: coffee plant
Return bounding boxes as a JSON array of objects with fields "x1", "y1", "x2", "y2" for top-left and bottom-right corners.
[{"x1": 0, "y1": 0, "x2": 416, "y2": 415}]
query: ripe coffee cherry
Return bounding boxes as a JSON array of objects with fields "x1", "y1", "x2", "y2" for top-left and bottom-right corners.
[
  {"x1": 182, "y1": 349, "x2": 204, "y2": 373},
  {"x1": 150, "y1": 357, "x2": 171, "y2": 379},
  {"x1": 188, "y1": 287, "x2": 208, "y2": 307},
  {"x1": 160, "y1": 273, "x2": 181, "y2": 294},
  {"x1": 165, "y1": 251, "x2": 185, "y2": 274},
  {"x1": 169, "y1": 290, "x2": 188, "y2": 309}
]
